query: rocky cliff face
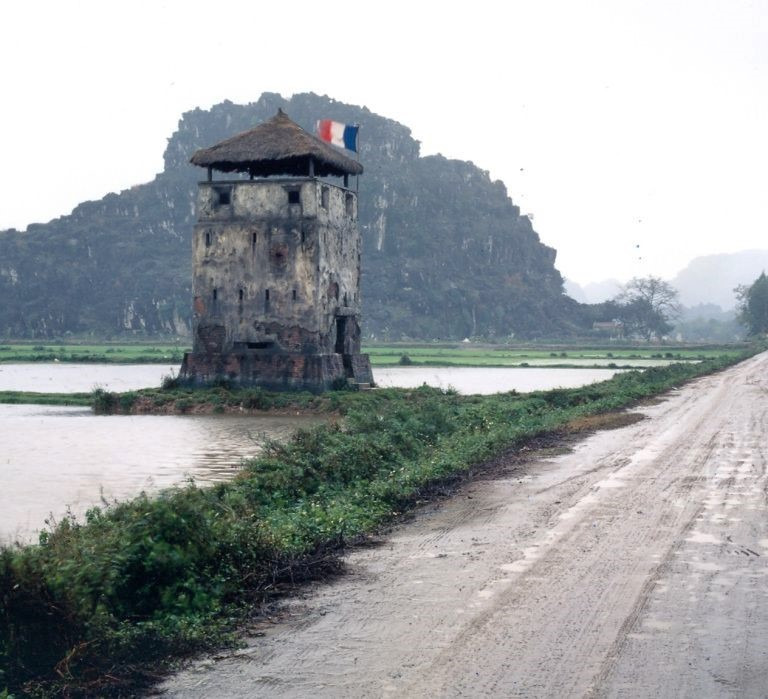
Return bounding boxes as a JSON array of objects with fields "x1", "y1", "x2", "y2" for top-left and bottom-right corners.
[
  {"x1": 0, "y1": 92, "x2": 584, "y2": 340},
  {"x1": 0, "y1": 173, "x2": 194, "y2": 338}
]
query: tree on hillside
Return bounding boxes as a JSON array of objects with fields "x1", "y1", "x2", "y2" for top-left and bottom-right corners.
[
  {"x1": 736, "y1": 272, "x2": 768, "y2": 336},
  {"x1": 611, "y1": 276, "x2": 681, "y2": 340}
]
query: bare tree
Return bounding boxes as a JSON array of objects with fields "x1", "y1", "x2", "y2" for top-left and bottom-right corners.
[{"x1": 613, "y1": 276, "x2": 681, "y2": 340}]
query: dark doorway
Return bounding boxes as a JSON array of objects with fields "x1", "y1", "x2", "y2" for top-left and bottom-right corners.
[
  {"x1": 335, "y1": 316, "x2": 354, "y2": 377},
  {"x1": 335, "y1": 316, "x2": 347, "y2": 354}
]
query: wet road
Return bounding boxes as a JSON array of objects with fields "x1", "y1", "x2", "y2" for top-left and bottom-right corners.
[{"x1": 161, "y1": 352, "x2": 768, "y2": 698}]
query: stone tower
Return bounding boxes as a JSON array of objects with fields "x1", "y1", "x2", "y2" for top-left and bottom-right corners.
[{"x1": 180, "y1": 110, "x2": 373, "y2": 392}]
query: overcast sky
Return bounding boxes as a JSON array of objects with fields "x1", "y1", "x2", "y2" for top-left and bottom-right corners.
[{"x1": 2, "y1": 0, "x2": 766, "y2": 285}]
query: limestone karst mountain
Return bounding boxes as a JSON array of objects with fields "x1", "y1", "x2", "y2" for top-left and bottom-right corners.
[{"x1": 0, "y1": 93, "x2": 590, "y2": 340}]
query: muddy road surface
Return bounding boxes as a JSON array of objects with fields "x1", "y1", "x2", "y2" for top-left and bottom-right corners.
[{"x1": 161, "y1": 353, "x2": 768, "y2": 697}]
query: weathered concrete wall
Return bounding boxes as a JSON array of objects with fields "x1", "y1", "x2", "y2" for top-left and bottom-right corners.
[{"x1": 182, "y1": 177, "x2": 372, "y2": 390}]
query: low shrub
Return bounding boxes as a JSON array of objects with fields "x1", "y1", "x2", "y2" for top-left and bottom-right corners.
[
  {"x1": 91, "y1": 388, "x2": 118, "y2": 414},
  {"x1": 175, "y1": 398, "x2": 193, "y2": 414},
  {"x1": 161, "y1": 372, "x2": 181, "y2": 390},
  {"x1": 240, "y1": 388, "x2": 268, "y2": 410}
]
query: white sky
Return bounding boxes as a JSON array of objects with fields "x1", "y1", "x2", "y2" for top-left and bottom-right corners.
[{"x1": 2, "y1": 0, "x2": 766, "y2": 285}]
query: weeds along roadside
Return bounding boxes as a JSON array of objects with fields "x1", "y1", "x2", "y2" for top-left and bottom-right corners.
[{"x1": 0, "y1": 346, "x2": 764, "y2": 696}]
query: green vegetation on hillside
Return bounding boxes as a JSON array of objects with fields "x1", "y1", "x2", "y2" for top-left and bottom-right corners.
[{"x1": 1, "y1": 345, "x2": 762, "y2": 696}]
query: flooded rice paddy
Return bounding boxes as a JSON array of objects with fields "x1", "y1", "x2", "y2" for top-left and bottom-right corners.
[
  {"x1": 0, "y1": 363, "x2": 624, "y2": 542},
  {"x1": 0, "y1": 405, "x2": 322, "y2": 543}
]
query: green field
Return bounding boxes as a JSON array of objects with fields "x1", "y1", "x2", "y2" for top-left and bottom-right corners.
[
  {"x1": 0, "y1": 343, "x2": 185, "y2": 364},
  {"x1": 0, "y1": 391, "x2": 92, "y2": 406},
  {"x1": 0, "y1": 342, "x2": 750, "y2": 368},
  {"x1": 365, "y1": 344, "x2": 748, "y2": 367}
]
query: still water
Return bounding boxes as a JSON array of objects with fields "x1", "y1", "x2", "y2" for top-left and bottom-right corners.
[
  {"x1": 0, "y1": 363, "x2": 624, "y2": 394},
  {"x1": 0, "y1": 363, "x2": 623, "y2": 542},
  {"x1": 0, "y1": 405, "x2": 322, "y2": 543},
  {"x1": 374, "y1": 366, "x2": 624, "y2": 394},
  {"x1": 0, "y1": 362, "x2": 179, "y2": 393}
]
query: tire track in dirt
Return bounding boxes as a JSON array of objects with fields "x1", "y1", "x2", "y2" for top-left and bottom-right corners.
[
  {"x1": 593, "y1": 357, "x2": 768, "y2": 697},
  {"x1": 160, "y1": 353, "x2": 768, "y2": 698}
]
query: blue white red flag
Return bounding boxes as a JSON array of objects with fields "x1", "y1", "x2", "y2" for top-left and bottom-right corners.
[{"x1": 316, "y1": 119, "x2": 359, "y2": 152}]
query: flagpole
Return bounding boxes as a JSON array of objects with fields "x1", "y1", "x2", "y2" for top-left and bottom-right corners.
[{"x1": 355, "y1": 123, "x2": 360, "y2": 194}]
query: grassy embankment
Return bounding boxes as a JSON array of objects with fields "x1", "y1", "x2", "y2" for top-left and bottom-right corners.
[
  {"x1": 0, "y1": 391, "x2": 92, "y2": 407},
  {"x1": 1, "y1": 344, "x2": 763, "y2": 696},
  {"x1": 91, "y1": 383, "x2": 337, "y2": 415}
]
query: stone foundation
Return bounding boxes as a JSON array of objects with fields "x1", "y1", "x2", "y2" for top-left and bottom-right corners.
[{"x1": 180, "y1": 350, "x2": 373, "y2": 393}]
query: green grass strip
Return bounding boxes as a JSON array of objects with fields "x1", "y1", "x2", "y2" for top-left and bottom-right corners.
[{"x1": 0, "y1": 391, "x2": 93, "y2": 407}]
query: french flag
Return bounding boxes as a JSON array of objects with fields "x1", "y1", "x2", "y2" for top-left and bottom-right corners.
[{"x1": 316, "y1": 119, "x2": 359, "y2": 152}]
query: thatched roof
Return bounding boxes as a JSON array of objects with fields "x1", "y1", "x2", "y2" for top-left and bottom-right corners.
[{"x1": 190, "y1": 109, "x2": 363, "y2": 178}]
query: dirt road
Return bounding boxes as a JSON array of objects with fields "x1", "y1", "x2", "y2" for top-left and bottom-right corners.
[{"x1": 160, "y1": 353, "x2": 768, "y2": 697}]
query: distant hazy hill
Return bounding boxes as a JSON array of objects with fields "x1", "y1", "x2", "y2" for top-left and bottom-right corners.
[
  {"x1": 671, "y1": 250, "x2": 768, "y2": 309},
  {"x1": 564, "y1": 278, "x2": 623, "y2": 304},
  {"x1": 0, "y1": 92, "x2": 590, "y2": 340}
]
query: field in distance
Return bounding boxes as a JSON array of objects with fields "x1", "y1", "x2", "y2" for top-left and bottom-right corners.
[
  {"x1": 364, "y1": 343, "x2": 749, "y2": 367},
  {"x1": 0, "y1": 342, "x2": 750, "y2": 368},
  {"x1": 0, "y1": 343, "x2": 185, "y2": 364}
]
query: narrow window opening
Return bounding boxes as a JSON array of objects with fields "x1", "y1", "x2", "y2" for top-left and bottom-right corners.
[
  {"x1": 205, "y1": 231, "x2": 212, "y2": 247},
  {"x1": 321, "y1": 186, "x2": 329, "y2": 209},
  {"x1": 212, "y1": 288, "x2": 218, "y2": 301},
  {"x1": 292, "y1": 289, "x2": 297, "y2": 301},
  {"x1": 251, "y1": 232, "x2": 257, "y2": 249},
  {"x1": 239, "y1": 289, "x2": 244, "y2": 301},
  {"x1": 301, "y1": 228, "x2": 306, "y2": 244},
  {"x1": 213, "y1": 185, "x2": 232, "y2": 207},
  {"x1": 345, "y1": 192, "x2": 354, "y2": 217},
  {"x1": 264, "y1": 289, "x2": 270, "y2": 311},
  {"x1": 343, "y1": 293, "x2": 348, "y2": 306}
]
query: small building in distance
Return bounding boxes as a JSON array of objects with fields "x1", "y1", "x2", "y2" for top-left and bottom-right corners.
[
  {"x1": 180, "y1": 109, "x2": 373, "y2": 392},
  {"x1": 592, "y1": 320, "x2": 624, "y2": 339}
]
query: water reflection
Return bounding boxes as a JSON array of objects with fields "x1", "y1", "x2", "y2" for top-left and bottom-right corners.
[{"x1": 0, "y1": 404, "x2": 322, "y2": 544}]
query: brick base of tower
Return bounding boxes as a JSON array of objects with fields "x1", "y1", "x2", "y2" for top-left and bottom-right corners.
[{"x1": 180, "y1": 351, "x2": 373, "y2": 393}]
